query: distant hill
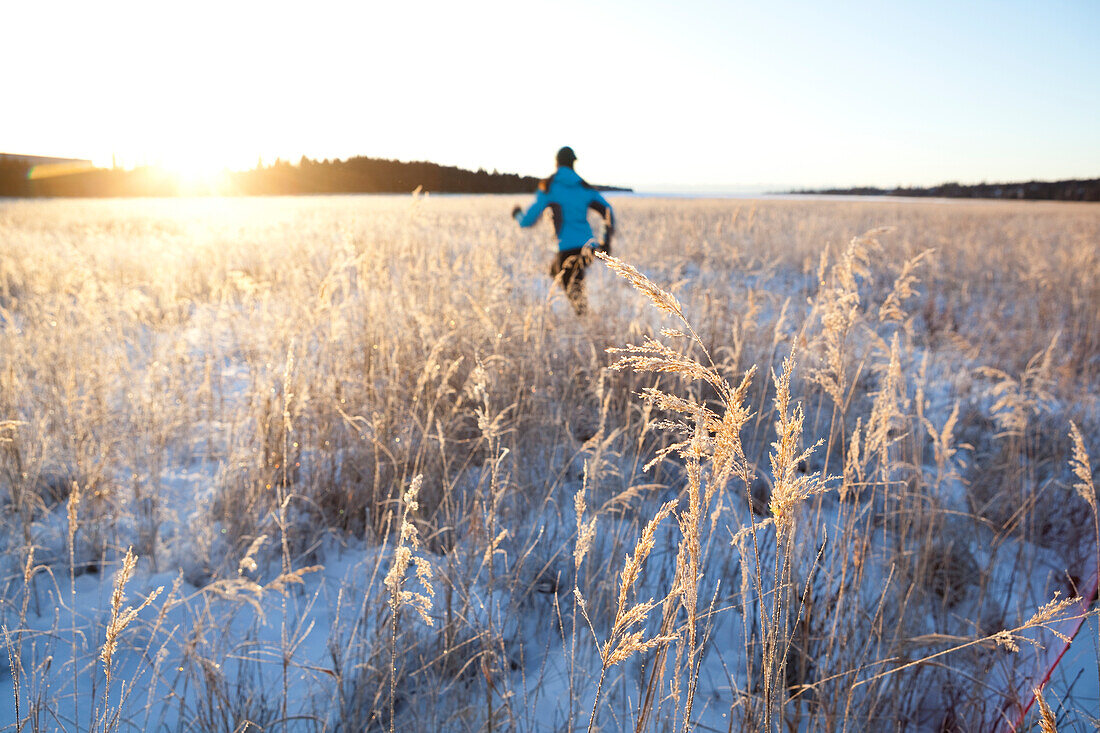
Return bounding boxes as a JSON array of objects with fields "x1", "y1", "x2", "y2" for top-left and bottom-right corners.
[
  {"x1": 0, "y1": 154, "x2": 632, "y2": 198},
  {"x1": 790, "y1": 178, "x2": 1100, "y2": 202}
]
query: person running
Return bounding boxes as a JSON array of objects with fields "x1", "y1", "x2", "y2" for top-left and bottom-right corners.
[{"x1": 512, "y1": 146, "x2": 615, "y2": 316}]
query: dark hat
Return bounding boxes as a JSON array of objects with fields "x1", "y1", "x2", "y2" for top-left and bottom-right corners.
[{"x1": 556, "y1": 146, "x2": 577, "y2": 166}]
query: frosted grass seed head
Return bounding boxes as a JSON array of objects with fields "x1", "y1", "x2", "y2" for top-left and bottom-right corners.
[{"x1": 1068, "y1": 422, "x2": 1096, "y2": 508}]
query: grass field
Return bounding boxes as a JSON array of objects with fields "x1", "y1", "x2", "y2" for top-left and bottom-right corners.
[{"x1": 1, "y1": 194, "x2": 1098, "y2": 731}]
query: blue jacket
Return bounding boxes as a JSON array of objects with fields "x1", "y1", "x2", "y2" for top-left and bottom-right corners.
[{"x1": 516, "y1": 167, "x2": 615, "y2": 251}]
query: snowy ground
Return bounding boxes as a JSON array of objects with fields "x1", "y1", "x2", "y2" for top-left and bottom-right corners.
[{"x1": 2, "y1": 195, "x2": 1098, "y2": 730}]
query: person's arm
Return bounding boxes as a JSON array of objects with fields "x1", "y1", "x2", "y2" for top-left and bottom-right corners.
[
  {"x1": 514, "y1": 189, "x2": 551, "y2": 228},
  {"x1": 589, "y1": 192, "x2": 615, "y2": 253}
]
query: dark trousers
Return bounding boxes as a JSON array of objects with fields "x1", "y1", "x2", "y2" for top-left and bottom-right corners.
[{"x1": 550, "y1": 247, "x2": 592, "y2": 315}]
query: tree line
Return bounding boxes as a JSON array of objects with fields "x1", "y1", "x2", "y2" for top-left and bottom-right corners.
[
  {"x1": 0, "y1": 155, "x2": 631, "y2": 197},
  {"x1": 793, "y1": 178, "x2": 1100, "y2": 202}
]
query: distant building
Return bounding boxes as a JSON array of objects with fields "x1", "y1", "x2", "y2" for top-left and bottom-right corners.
[{"x1": 0, "y1": 152, "x2": 93, "y2": 167}]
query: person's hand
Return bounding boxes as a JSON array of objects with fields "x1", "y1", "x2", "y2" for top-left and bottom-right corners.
[{"x1": 511, "y1": 205, "x2": 522, "y2": 220}]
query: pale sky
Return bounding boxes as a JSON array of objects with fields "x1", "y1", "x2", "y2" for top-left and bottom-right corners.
[{"x1": 4, "y1": 0, "x2": 1098, "y2": 190}]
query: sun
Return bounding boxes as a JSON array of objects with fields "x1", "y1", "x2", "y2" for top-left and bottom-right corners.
[
  {"x1": 155, "y1": 151, "x2": 234, "y2": 194},
  {"x1": 145, "y1": 141, "x2": 266, "y2": 194}
]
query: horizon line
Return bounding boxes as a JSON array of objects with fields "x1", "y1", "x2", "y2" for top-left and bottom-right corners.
[{"x1": 3, "y1": 151, "x2": 1096, "y2": 195}]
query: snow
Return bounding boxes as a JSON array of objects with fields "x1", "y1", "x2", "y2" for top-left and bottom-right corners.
[{"x1": 2, "y1": 195, "x2": 1097, "y2": 731}]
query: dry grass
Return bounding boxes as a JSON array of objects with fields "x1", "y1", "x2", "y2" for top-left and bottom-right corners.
[{"x1": 1, "y1": 194, "x2": 1098, "y2": 731}]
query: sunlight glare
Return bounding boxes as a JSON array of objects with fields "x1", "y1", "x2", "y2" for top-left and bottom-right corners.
[
  {"x1": 160, "y1": 157, "x2": 225, "y2": 193},
  {"x1": 153, "y1": 147, "x2": 249, "y2": 194}
]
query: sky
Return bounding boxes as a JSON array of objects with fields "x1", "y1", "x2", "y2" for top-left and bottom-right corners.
[{"x1": 4, "y1": 0, "x2": 1098, "y2": 191}]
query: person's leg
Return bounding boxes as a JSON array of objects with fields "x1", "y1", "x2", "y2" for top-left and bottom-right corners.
[
  {"x1": 550, "y1": 249, "x2": 588, "y2": 316},
  {"x1": 562, "y1": 251, "x2": 589, "y2": 316},
  {"x1": 549, "y1": 251, "x2": 566, "y2": 280}
]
